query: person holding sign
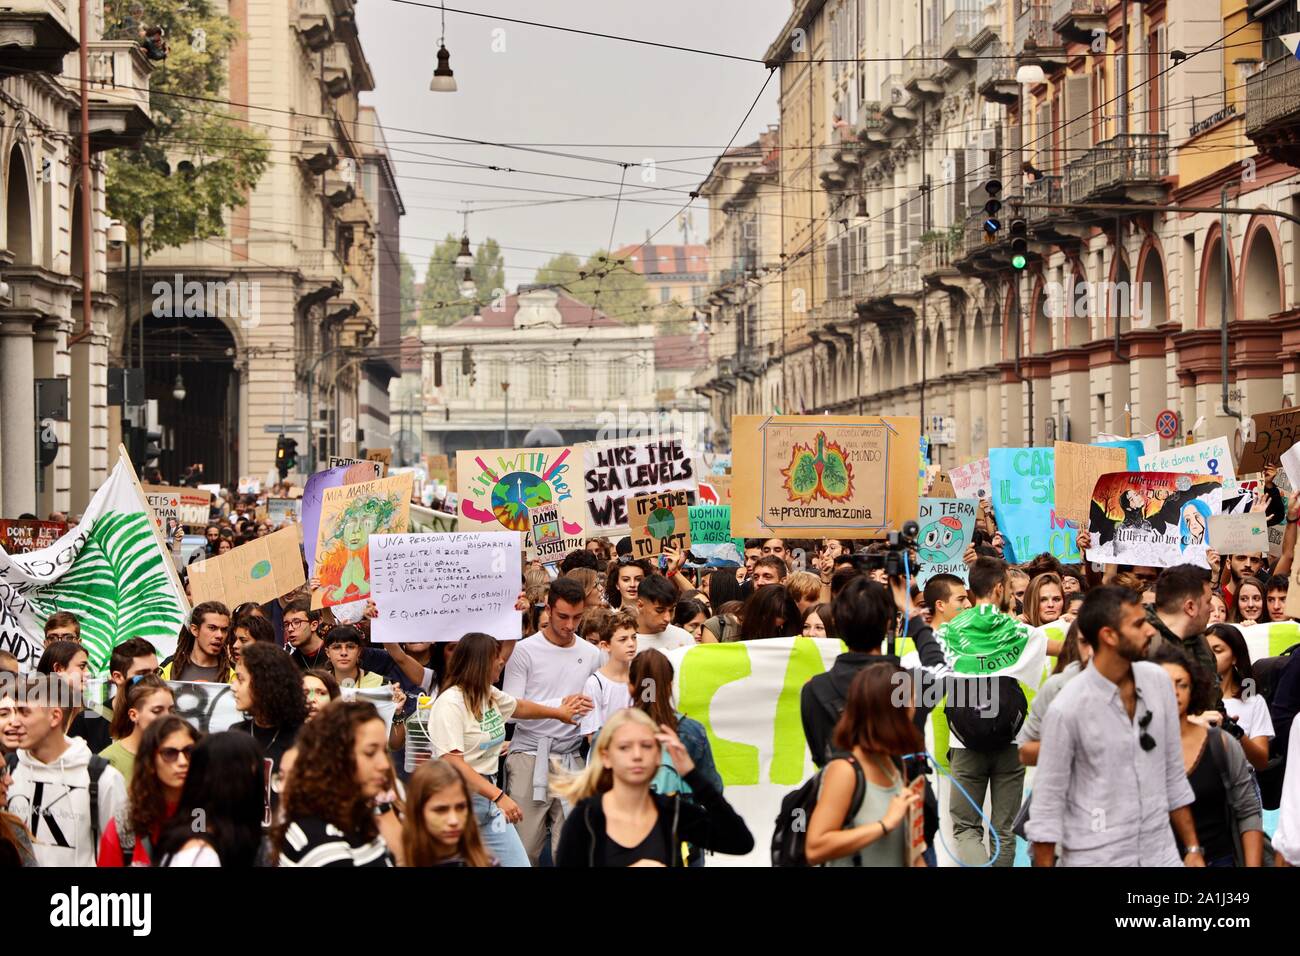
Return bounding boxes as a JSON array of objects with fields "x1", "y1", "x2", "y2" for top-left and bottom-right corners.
[{"x1": 429, "y1": 632, "x2": 586, "y2": 868}]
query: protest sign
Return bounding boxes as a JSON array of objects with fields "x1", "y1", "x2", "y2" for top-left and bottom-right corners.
[
  {"x1": 365, "y1": 448, "x2": 392, "y2": 470},
  {"x1": 369, "y1": 532, "x2": 521, "y2": 644},
  {"x1": 948, "y1": 458, "x2": 990, "y2": 501},
  {"x1": 188, "y1": 525, "x2": 306, "y2": 608},
  {"x1": 0, "y1": 519, "x2": 67, "y2": 555},
  {"x1": 426, "y1": 453, "x2": 452, "y2": 486},
  {"x1": 143, "y1": 485, "x2": 211, "y2": 527},
  {"x1": 455, "y1": 445, "x2": 586, "y2": 558},
  {"x1": 1053, "y1": 441, "x2": 1129, "y2": 525},
  {"x1": 698, "y1": 473, "x2": 732, "y2": 505},
  {"x1": 0, "y1": 454, "x2": 188, "y2": 673},
  {"x1": 628, "y1": 490, "x2": 692, "y2": 559},
  {"x1": 1097, "y1": 432, "x2": 1161, "y2": 459},
  {"x1": 1280, "y1": 443, "x2": 1300, "y2": 492},
  {"x1": 237, "y1": 476, "x2": 262, "y2": 495},
  {"x1": 169, "y1": 680, "x2": 396, "y2": 735},
  {"x1": 988, "y1": 448, "x2": 1080, "y2": 564},
  {"x1": 142, "y1": 487, "x2": 182, "y2": 540},
  {"x1": 915, "y1": 498, "x2": 977, "y2": 586},
  {"x1": 688, "y1": 505, "x2": 743, "y2": 553},
  {"x1": 1207, "y1": 513, "x2": 1269, "y2": 555},
  {"x1": 928, "y1": 473, "x2": 956, "y2": 500},
  {"x1": 665, "y1": 637, "x2": 843, "y2": 866},
  {"x1": 1220, "y1": 478, "x2": 1263, "y2": 515},
  {"x1": 730, "y1": 415, "x2": 921, "y2": 537},
  {"x1": 1238, "y1": 620, "x2": 1300, "y2": 663},
  {"x1": 329, "y1": 457, "x2": 384, "y2": 479},
  {"x1": 581, "y1": 437, "x2": 697, "y2": 535},
  {"x1": 311, "y1": 473, "x2": 413, "y2": 610},
  {"x1": 1095, "y1": 439, "x2": 1144, "y2": 471},
  {"x1": 1085, "y1": 472, "x2": 1223, "y2": 568},
  {"x1": 302, "y1": 461, "x2": 387, "y2": 575},
  {"x1": 266, "y1": 498, "x2": 299, "y2": 525},
  {"x1": 526, "y1": 502, "x2": 565, "y2": 563},
  {"x1": 1239, "y1": 405, "x2": 1300, "y2": 474},
  {"x1": 197, "y1": 482, "x2": 221, "y2": 500},
  {"x1": 1141, "y1": 436, "x2": 1235, "y2": 480}
]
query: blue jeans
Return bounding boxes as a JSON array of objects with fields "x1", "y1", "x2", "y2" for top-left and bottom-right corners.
[{"x1": 472, "y1": 793, "x2": 531, "y2": 867}]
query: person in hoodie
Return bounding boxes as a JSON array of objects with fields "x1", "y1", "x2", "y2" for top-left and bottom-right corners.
[
  {"x1": 552, "y1": 708, "x2": 753, "y2": 867},
  {"x1": 4, "y1": 674, "x2": 126, "y2": 867}
]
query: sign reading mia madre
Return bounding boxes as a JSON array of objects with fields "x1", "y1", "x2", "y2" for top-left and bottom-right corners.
[
  {"x1": 665, "y1": 637, "x2": 843, "y2": 867},
  {"x1": 582, "y1": 437, "x2": 697, "y2": 536},
  {"x1": 730, "y1": 415, "x2": 921, "y2": 537},
  {"x1": 915, "y1": 498, "x2": 977, "y2": 586},
  {"x1": 369, "y1": 532, "x2": 521, "y2": 644},
  {"x1": 1085, "y1": 472, "x2": 1224, "y2": 568}
]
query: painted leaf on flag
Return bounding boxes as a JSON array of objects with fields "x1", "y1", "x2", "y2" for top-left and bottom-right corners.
[
  {"x1": 0, "y1": 458, "x2": 189, "y2": 673},
  {"x1": 933, "y1": 604, "x2": 1048, "y2": 686}
]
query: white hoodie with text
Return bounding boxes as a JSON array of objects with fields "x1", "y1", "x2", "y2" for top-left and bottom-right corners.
[{"x1": 6, "y1": 736, "x2": 127, "y2": 867}]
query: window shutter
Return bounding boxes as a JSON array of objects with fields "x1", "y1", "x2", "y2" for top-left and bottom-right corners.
[
  {"x1": 907, "y1": 189, "x2": 923, "y2": 259},
  {"x1": 883, "y1": 201, "x2": 896, "y2": 263},
  {"x1": 1036, "y1": 103, "x2": 1053, "y2": 173},
  {"x1": 826, "y1": 238, "x2": 839, "y2": 299},
  {"x1": 952, "y1": 149, "x2": 967, "y2": 225},
  {"x1": 840, "y1": 235, "x2": 852, "y2": 296},
  {"x1": 1064, "y1": 73, "x2": 1091, "y2": 163},
  {"x1": 857, "y1": 223, "x2": 869, "y2": 276}
]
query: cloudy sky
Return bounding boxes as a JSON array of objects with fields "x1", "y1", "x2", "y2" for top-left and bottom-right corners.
[{"x1": 354, "y1": 0, "x2": 791, "y2": 287}]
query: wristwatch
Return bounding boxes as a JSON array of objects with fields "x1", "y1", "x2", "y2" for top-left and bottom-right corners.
[{"x1": 1184, "y1": 845, "x2": 1205, "y2": 857}]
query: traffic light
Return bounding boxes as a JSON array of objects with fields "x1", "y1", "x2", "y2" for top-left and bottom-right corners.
[
  {"x1": 433, "y1": 350, "x2": 443, "y2": 388},
  {"x1": 1009, "y1": 216, "x2": 1028, "y2": 270},
  {"x1": 983, "y1": 178, "x2": 1002, "y2": 240},
  {"x1": 276, "y1": 434, "x2": 298, "y2": 479},
  {"x1": 143, "y1": 428, "x2": 163, "y2": 468},
  {"x1": 461, "y1": 346, "x2": 472, "y2": 376}
]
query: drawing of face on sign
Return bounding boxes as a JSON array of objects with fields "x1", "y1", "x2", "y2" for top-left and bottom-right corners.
[
  {"x1": 318, "y1": 493, "x2": 402, "y2": 607},
  {"x1": 1120, "y1": 488, "x2": 1152, "y2": 530},
  {"x1": 918, "y1": 516, "x2": 963, "y2": 563},
  {"x1": 1180, "y1": 500, "x2": 1211, "y2": 549}
]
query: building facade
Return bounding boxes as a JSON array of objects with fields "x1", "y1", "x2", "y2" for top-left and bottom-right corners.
[
  {"x1": 612, "y1": 240, "x2": 710, "y2": 315},
  {"x1": 1, "y1": 0, "x2": 153, "y2": 515}
]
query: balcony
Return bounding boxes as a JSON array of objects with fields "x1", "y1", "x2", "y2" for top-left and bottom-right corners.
[
  {"x1": 1052, "y1": 0, "x2": 1107, "y2": 46},
  {"x1": 975, "y1": 41, "x2": 1019, "y2": 105},
  {"x1": 817, "y1": 144, "x2": 850, "y2": 192},
  {"x1": 0, "y1": 0, "x2": 78, "y2": 74},
  {"x1": 1246, "y1": 55, "x2": 1300, "y2": 167},
  {"x1": 856, "y1": 100, "x2": 889, "y2": 145},
  {"x1": 881, "y1": 74, "x2": 916, "y2": 123},
  {"x1": 941, "y1": 5, "x2": 987, "y2": 64},
  {"x1": 295, "y1": 13, "x2": 333, "y2": 51},
  {"x1": 63, "y1": 42, "x2": 155, "y2": 151},
  {"x1": 1015, "y1": 0, "x2": 1067, "y2": 72},
  {"x1": 904, "y1": 43, "x2": 943, "y2": 98},
  {"x1": 918, "y1": 231, "x2": 959, "y2": 280},
  {"x1": 1063, "y1": 133, "x2": 1169, "y2": 206},
  {"x1": 1024, "y1": 174, "x2": 1063, "y2": 222}
]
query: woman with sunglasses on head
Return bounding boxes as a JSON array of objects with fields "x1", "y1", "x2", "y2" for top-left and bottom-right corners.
[
  {"x1": 1153, "y1": 644, "x2": 1264, "y2": 867},
  {"x1": 100, "y1": 674, "x2": 175, "y2": 781},
  {"x1": 156, "y1": 731, "x2": 267, "y2": 867},
  {"x1": 98, "y1": 717, "x2": 198, "y2": 867}
]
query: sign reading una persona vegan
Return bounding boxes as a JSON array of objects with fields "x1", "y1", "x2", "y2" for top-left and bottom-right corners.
[
  {"x1": 1085, "y1": 472, "x2": 1223, "y2": 568},
  {"x1": 915, "y1": 498, "x2": 977, "y2": 586},
  {"x1": 730, "y1": 415, "x2": 920, "y2": 537},
  {"x1": 988, "y1": 447, "x2": 1080, "y2": 564},
  {"x1": 582, "y1": 437, "x2": 697, "y2": 535},
  {"x1": 456, "y1": 445, "x2": 585, "y2": 558}
]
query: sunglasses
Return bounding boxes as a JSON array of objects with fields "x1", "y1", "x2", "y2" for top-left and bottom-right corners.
[
  {"x1": 159, "y1": 745, "x2": 195, "y2": 764},
  {"x1": 1137, "y1": 702, "x2": 1156, "y2": 752}
]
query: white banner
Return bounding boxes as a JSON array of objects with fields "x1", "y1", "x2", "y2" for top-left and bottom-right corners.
[
  {"x1": 1141, "y1": 436, "x2": 1236, "y2": 480},
  {"x1": 167, "y1": 680, "x2": 397, "y2": 734}
]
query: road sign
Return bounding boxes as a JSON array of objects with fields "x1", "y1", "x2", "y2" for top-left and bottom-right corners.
[
  {"x1": 1156, "y1": 409, "x2": 1179, "y2": 440},
  {"x1": 263, "y1": 424, "x2": 306, "y2": 434}
]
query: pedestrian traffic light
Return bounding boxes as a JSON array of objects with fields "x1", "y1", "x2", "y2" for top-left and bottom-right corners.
[
  {"x1": 143, "y1": 428, "x2": 163, "y2": 468},
  {"x1": 1010, "y1": 217, "x2": 1028, "y2": 270},
  {"x1": 983, "y1": 178, "x2": 1002, "y2": 239},
  {"x1": 433, "y1": 350, "x2": 443, "y2": 388},
  {"x1": 276, "y1": 435, "x2": 298, "y2": 479}
]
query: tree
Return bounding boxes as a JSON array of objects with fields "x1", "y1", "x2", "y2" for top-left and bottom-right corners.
[
  {"x1": 534, "y1": 250, "x2": 649, "y2": 323},
  {"x1": 104, "y1": 0, "x2": 270, "y2": 253},
  {"x1": 399, "y1": 254, "x2": 419, "y2": 335},
  {"x1": 418, "y1": 233, "x2": 509, "y2": 326}
]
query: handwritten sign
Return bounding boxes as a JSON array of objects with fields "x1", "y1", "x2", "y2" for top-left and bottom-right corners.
[
  {"x1": 628, "y1": 490, "x2": 692, "y2": 559},
  {"x1": 1208, "y1": 513, "x2": 1269, "y2": 555},
  {"x1": 1239, "y1": 406, "x2": 1300, "y2": 474},
  {"x1": 1054, "y1": 441, "x2": 1129, "y2": 526},
  {"x1": 329, "y1": 457, "x2": 384, "y2": 480},
  {"x1": 948, "y1": 458, "x2": 991, "y2": 501},
  {"x1": 311, "y1": 473, "x2": 413, "y2": 610},
  {"x1": 688, "y1": 505, "x2": 743, "y2": 553},
  {"x1": 369, "y1": 532, "x2": 521, "y2": 643},
  {"x1": 365, "y1": 448, "x2": 392, "y2": 470},
  {"x1": 266, "y1": 498, "x2": 299, "y2": 526},
  {"x1": 187, "y1": 525, "x2": 306, "y2": 608},
  {"x1": 143, "y1": 485, "x2": 211, "y2": 527},
  {"x1": 236, "y1": 477, "x2": 262, "y2": 495},
  {"x1": 456, "y1": 445, "x2": 586, "y2": 559},
  {"x1": 1141, "y1": 436, "x2": 1235, "y2": 480},
  {"x1": 0, "y1": 520, "x2": 67, "y2": 555},
  {"x1": 582, "y1": 437, "x2": 697, "y2": 535},
  {"x1": 1086, "y1": 472, "x2": 1223, "y2": 568},
  {"x1": 915, "y1": 498, "x2": 977, "y2": 586},
  {"x1": 989, "y1": 448, "x2": 1079, "y2": 564}
]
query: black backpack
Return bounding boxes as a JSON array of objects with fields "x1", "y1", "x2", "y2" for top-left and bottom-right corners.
[
  {"x1": 772, "y1": 753, "x2": 866, "y2": 867},
  {"x1": 5, "y1": 751, "x2": 110, "y2": 852},
  {"x1": 1251, "y1": 643, "x2": 1299, "y2": 706},
  {"x1": 945, "y1": 677, "x2": 1027, "y2": 752}
]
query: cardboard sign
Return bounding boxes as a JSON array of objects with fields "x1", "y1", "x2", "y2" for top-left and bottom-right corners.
[
  {"x1": 628, "y1": 490, "x2": 691, "y2": 559},
  {"x1": 948, "y1": 458, "x2": 991, "y2": 501},
  {"x1": 526, "y1": 502, "x2": 565, "y2": 563},
  {"x1": 369, "y1": 532, "x2": 521, "y2": 644},
  {"x1": 1054, "y1": 441, "x2": 1130, "y2": 525},
  {"x1": 329, "y1": 457, "x2": 384, "y2": 480},
  {"x1": 698, "y1": 473, "x2": 732, "y2": 505},
  {"x1": 582, "y1": 437, "x2": 697, "y2": 536},
  {"x1": 1207, "y1": 513, "x2": 1269, "y2": 555},
  {"x1": 365, "y1": 448, "x2": 393, "y2": 470},
  {"x1": 1085, "y1": 472, "x2": 1224, "y2": 568},
  {"x1": 915, "y1": 498, "x2": 977, "y2": 586},
  {"x1": 1239, "y1": 406, "x2": 1300, "y2": 474},
  {"x1": 311, "y1": 473, "x2": 414, "y2": 610},
  {"x1": 928, "y1": 473, "x2": 956, "y2": 500},
  {"x1": 0, "y1": 520, "x2": 67, "y2": 555},
  {"x1": 266, "y1": 498, "x2": 299, "y2": 525},
  {"x1": 236, "y1": 476, "x2": 262, "y2": 495},
  {"x1": 1142, "y1": 436, "x2": 1235, "y2": 480},
  {"x1": 730, "y1": 415, "x2": 921, "y2": 537},
  {"x1": 186, "y1": 525, "x2": 306, "y2": 609},
  {"x1": 426, "y1": 453, "x2": 452, "y2": 486},
  {"x1": 989, "y1": 448, "x2": 1080, "y2": 564},
  {"x1": 455, "y1": 445, "x2": 585, "y2": 559},
  {"x1": 1095, "y1": 439, "x2": 1144, "y2": 471},
  {"x1": 143, "y1": 485, "x2": 211, "y2": 527}
]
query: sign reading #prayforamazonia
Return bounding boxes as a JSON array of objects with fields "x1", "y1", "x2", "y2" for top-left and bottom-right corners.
[
  {"x1": 1085, "y1": 471, "x2": 1223, "y2": 569},
  {"x1": 730, "y1": 415, "x2": 921, "y2": 538},
  {"x1": 582, "y1": 437, "x2": 697, "y2": 535},
  {"x1": 915, "y1": 498, "x2": 977, "y2": 586},
  {"x1": 455, "y1": 445, "x2": 585, "y2": 559},
  {"x1": 988, "y1": 447, "x2": 1080, "y2": 565}
]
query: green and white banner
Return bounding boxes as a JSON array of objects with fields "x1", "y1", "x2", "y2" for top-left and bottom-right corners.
[
  {"x1": 666, "y1": 637, "x2": 842, "y2": 867},
  {"x1": 933, "y1": 604, "x2": 1049, "y2": 687},
  {"x1": 0, "y1": 458, "x2": 190, "y2": 673},
  {"x1": 1237, "y1": 621, "x2": 1300, "y2": 665}
]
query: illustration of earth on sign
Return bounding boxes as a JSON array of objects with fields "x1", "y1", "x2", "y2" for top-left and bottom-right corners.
[
  {"x1": 647, "y1": 507, "x2": 676, "y2": 540},
  {"x1": 781, "y1": 432, "x2": 854, "y2": 504},
  {"x1": 491, "y1": 472, "x2": 553, "y2": 531}
]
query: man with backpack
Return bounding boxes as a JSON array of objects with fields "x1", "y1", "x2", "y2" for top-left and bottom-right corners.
[
  {"x1": 936, "y1": 557, "x2": 1028, "y2": 867},
  {"x1": 3, "y1": 674, "x2": 126, "y2": 866}
]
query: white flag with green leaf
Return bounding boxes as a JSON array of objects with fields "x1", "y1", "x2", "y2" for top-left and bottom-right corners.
[{"x1": 0, "y1": 458, "x2": 189, "y2": 673}]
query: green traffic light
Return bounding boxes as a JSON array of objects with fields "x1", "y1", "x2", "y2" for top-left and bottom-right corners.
[{"x1": 1012, "y1": 254, "x2": 1027, "y2": 270}]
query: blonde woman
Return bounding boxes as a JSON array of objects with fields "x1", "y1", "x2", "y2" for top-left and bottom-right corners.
[{"x1": 552, "y1": 709, "x2": 753, "y2": 867}]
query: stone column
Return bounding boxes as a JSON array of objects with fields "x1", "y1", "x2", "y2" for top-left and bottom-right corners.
[{"x1": 0, "y1": 312, "x2": 38, "y2": 515}]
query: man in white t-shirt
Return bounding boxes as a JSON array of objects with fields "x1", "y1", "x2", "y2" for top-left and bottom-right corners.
[
  {"x1": 502, "y1": 576, "x2": 596, "y2": 866},
  {"x1": 635, "y1": 573, "x2": 694, "y2": 653}
]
